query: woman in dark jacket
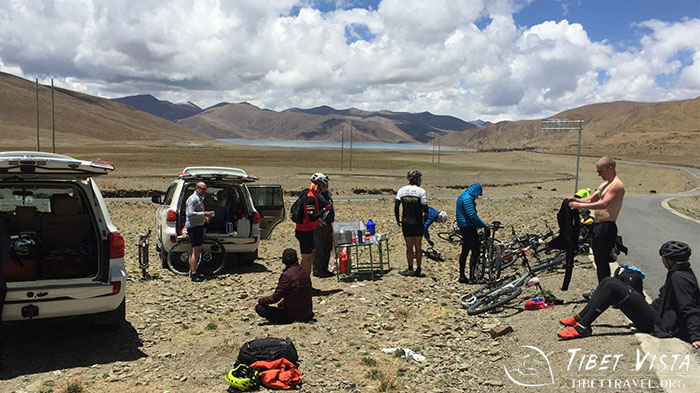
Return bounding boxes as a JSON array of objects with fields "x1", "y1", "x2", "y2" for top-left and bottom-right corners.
[{"x1": 557, "y1": 241, "x2": 700, "y2": 349}]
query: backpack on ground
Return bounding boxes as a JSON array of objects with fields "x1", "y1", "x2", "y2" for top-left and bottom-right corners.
[
  {"x1": 290, "y1": 190, "x2": 308, "y2": 224},
  {"x1": 237, "y1": 337, "x2": 299, "y2": 366}
]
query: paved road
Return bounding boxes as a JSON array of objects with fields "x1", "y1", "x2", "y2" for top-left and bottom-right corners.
[{"x1": 617, "y1": 167, "x2": 700, "y2": 295}]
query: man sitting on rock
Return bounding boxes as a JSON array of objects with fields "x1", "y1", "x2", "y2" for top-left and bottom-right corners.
[{"x1": 256, "y1": 248, "x2": 314, "y2": 324}]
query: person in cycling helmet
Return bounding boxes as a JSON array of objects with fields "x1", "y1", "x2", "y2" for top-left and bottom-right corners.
[
  {"x1": 225, "y1": 362, "x2": 259, "y2": 391},
  {"x1": 395, "y1": 170, "x2": 429, "y2": 277},
  {"x1": 295, "y1": 173, "x2": 332, "y2": 277},
  {"x1": 579, "y1": 208, "x2": 593, "y2": 225},
  {"x1": 558, "y1": 241, "x2": 700, "y2": 349},
  {"x1": 423, "y1": 206, "x2": 448, "y2": 247}
]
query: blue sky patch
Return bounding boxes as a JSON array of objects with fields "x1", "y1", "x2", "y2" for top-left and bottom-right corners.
[
  {"x1": 345, "y1": 23, "x2": 376, "y2": 44},
  {"x1": 596, "y1": 70, "x2": 611, "y2": 85}
]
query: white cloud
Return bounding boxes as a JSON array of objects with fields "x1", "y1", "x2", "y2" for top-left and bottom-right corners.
[{"x1": 0, "y1": 0, "x2": 698, "y2": 122}]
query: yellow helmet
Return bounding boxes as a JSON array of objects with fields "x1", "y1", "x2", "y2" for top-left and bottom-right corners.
[
  {"x1": 225, "y1": 363, "x2": 258, "y2": 391},
  {"x1": 574, "y1": 188, "x2": 590, "y2": 198}
]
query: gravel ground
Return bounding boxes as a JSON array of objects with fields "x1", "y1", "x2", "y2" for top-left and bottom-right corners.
[{"x1": 2, "y1": 197, "x2": 661, "y2": 392}]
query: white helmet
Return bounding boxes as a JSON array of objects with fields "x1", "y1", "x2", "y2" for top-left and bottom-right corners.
[
  {"x1": 311, "y1": 172, "x2": 329, "y2": 185},
  {"x1": 438, "y1": 211, "x2": 448, "y2": 222}
]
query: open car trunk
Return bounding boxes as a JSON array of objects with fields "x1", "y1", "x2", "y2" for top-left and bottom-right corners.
[
  {"x1": 176, "y1": 182, "x2": 252, "y2": 236},
  {"x1": 0, "y1": 182, "x2": 103, "y2": 282}
]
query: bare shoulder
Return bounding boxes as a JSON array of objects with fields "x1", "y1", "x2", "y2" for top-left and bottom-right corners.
[{"x1": 612, "y1": 177, "x2": 625, "y2": 191}]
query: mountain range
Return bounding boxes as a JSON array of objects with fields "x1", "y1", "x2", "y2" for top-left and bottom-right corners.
[
  {"x1": 1, "y1": 70, "x2": 698, "y2": 167},
  {"x1": 114, "y1": 94, "x2": 481, "y2": 143}
]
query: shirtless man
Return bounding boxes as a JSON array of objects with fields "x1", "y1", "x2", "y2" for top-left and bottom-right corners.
[{"x1": 569, "y1": 156, "x2": 625, "y2": 283}]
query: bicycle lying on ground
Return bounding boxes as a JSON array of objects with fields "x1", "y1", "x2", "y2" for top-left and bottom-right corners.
[
  {"x1": 460, "y1": 229, "x2": 552, "y2": 315},
  {"x1": 167, "y1": 232, "x2": 227, "y2": 277},
  {"x1": 437, "y1": 220, "x2": 462, "y2": 245}
]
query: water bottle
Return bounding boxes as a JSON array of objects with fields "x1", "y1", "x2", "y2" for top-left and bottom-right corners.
[{"x1": 366, "y1": 219, "x2": 375, "y2": 236}]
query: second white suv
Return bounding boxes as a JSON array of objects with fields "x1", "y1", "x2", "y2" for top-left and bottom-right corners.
[
  {"x1": 0, "y1": 151, "x2": 126, "y2": 329},
  {"x1": 152, "y1": 167, "x2": 285, "y2": 266}
]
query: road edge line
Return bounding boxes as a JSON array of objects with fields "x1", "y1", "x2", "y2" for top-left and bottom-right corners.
[{"x1": 661, "y1": 198, "x2": 700, "y2": 225}]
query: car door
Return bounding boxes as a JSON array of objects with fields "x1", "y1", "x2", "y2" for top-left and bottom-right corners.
[{"x1": 246, "y1": 184, "x2": 285, "y2": 240}]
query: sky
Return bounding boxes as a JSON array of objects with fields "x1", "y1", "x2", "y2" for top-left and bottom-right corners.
[{"x1": 1, "y1": 0, "x2": 699, "y2": 122}]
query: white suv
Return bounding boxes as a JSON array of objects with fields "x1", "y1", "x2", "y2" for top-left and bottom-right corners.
[
  {"x1": 152, "y1": 167, "x2": 284, "y2": 266},
  {"x1": 0, "y1": 151, "x2": 126, "y2": 329}
]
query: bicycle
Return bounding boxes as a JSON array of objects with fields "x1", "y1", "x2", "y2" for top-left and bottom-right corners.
[
  {"x1": 167, "y1": 233, "x2": 227, "y2": 276},
  {"x1": 137, "y1": 229, "x2": 152, "y2": 279},
  {"x1": 437, "y1": 220, "x2": 462, "y2": 245},
  {"x1": 480, "y1": 221, "x2": 505, "y2": 283},
  {"x1": 460, "y1": 232, "x2": 547, "y2": 315}
]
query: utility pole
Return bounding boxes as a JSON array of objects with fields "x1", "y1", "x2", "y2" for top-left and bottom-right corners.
[
  {"x1": 35, "y1": 78, "x2": 40, "y2": 151},
  {"x1": 432, "y1": 138, "x2": 435, "y2": 164},
  {"x1": 51, "y1": 78, "x2": 55, "y2": 153},
  {"x1": 341, "y1": 127, "x2": 344, "y2": 170},
  {"x1": 349, "y1": 125, "x2": 353, "y2": 171}
]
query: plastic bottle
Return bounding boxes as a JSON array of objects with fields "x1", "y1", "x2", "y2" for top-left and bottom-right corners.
[{"x1": 366, "y1": 219, "x2": 375, "y2": 236}]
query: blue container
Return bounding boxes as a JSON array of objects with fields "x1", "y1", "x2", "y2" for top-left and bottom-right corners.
[{"x1": 366, "y1": 219, "x2": 375, "y2": 236}]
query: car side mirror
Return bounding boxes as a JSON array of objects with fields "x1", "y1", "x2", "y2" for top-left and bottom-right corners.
[{"x1": 151, "y1": 195, "x2": 162, "y2": 204}]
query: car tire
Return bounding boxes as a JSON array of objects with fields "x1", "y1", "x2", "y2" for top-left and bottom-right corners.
[{"x1": 93, "y1": 298, "x2": 126, "y2": 331}]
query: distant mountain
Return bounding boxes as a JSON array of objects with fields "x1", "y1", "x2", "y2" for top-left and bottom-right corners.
[
  {"x1": 469, "y1": 119, "x2": 492, "y2": 128},
  {"x1": 180, "y1": 104, "x2": 476, "y2": 143},
  {"x1": 0, "y1": 72, "x2": 209, "y2": 142},
  {"x1": 113, "y1": 94, "x2": 203, "y2": 121}
]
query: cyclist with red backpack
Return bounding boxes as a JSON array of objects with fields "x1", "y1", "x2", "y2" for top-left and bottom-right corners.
[{"x1": 295, "y1": 173, "x2": 331, "y2": 275}]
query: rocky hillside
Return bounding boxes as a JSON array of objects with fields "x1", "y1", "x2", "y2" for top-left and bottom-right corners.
[
  {"x1": 0, "y1": 72, "x2": 209, "y2": 142},
  {"x1": 442, "y1": 96, "x2": 700, "y2": 166}
]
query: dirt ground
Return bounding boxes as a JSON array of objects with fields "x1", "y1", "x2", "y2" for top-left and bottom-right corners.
[
  {"x1": 1, "y1": 142, "x2": 695, "y2": 392},
  {"x1": 668, "y1": 195, "x2": 700, "y2": 221}
]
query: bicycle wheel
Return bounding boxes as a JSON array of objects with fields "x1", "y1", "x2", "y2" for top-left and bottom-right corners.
[
  {"x1": 487, "y1": 240, "x2": 506, "y2": 282},
  {"x1": 167, "y1": 238, "x2": 227, "y2": 276},
  {"x1": 459, "y1": 276, "x2": 513, "y2": 308},
  {"x1": 438, "y1": 231, "x2": 462, "y2": 245},
  {"x1": 467, "y1": 286, "x2": 523, "y2": 315},
  {"x1": 168, "y1": 239, "x2": 193, "y2": 275},
  {"x1": 197, "y1": 239, "x2": 227, "y2": 275}
]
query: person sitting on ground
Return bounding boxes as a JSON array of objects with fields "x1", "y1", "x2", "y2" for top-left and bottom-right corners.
[
  {"x1": 255, "y1": 248, "x2": 313, "y2": 324},
  {"x1": 423, "y1": 207, "x2": 448, "y2": 248},
  {"x1": 557, "y1": 241, "x2": 700, "y2": 349},
  {"x1": 395, "y1": 170, "x2": 429, "y2": 277},
  {"x1": 579, "y1": 208, "x2": 594, "y2": 226},
  {"x1": 456, "y1": 183, "x2": 486, "y2": 284}
]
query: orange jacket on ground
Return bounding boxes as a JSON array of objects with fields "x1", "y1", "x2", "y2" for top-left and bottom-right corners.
[{"x1": 250, "y1": 358, "x2": 302, "y2": 390}]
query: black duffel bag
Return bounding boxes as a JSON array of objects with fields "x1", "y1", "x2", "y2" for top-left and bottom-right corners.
[{"x1": 237, "y1": 337, "x2": 298, "y2": 365}]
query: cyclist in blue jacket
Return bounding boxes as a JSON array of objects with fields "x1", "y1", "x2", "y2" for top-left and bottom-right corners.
[
  {"x1": 423, "y1": 206, "x2": 448, "y2": 247},
  {"x1": 456, "y1": 183, "x2": 486, "y2": 283}
]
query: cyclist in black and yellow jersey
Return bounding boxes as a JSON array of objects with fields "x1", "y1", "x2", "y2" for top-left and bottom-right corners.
[{"x1": 395, "y1": 170, "x2": 429, "y2": 277}]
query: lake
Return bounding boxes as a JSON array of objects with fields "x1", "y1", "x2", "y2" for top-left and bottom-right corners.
[{"x1": 219, "y1": 138, "x2": 469, "y2": 151}]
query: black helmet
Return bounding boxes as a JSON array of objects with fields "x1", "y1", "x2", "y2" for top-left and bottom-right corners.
[
  {"x1": 407, "y1": 170, "x2": 422, "y2": 181},
  {"x1": 659, "y1": 241, "x2": 691, "y2": 262}
]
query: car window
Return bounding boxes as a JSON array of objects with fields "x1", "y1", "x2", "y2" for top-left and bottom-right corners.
[
  {"x1": 0, "y1": 184, "x2": 81, "y2": 213},
  {"x1": 163, "y1": 184, "x2": 177, "y2": 205}
]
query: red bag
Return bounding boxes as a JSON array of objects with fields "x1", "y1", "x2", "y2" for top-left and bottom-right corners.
[
  {"x1": 250, "y1": 358, "x2": 302, "y2": 390},
  {"x1": 2, "y1": 258, "x2": 38, "y2": 281}
]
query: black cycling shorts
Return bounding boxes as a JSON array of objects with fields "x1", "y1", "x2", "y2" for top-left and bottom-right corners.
[
  {"x1": 295, "y1": 229, "x2": 315, "y2": 254},
  {"x1": 402, "y1": 224, "x2": 424, "y2": 238},
  {"x1": 188, "y1": 225, "x2": 204, "y2": 247}
]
